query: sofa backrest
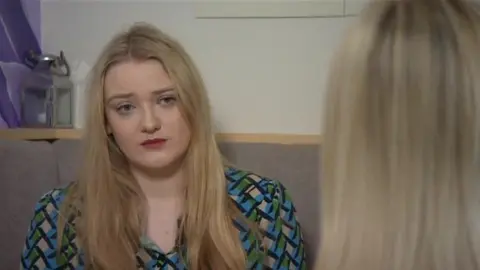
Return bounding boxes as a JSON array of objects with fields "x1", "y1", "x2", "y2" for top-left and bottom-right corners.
[
  {"x1": 0, "y1": 139, "x2": 320, "y2": 268},
  {"x1": 0, "y1": 140, "x2": 60, "y2": 269}
]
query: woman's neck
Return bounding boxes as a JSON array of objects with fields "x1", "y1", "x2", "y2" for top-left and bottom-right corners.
[{"x1": 130, "y1": 162, "x2": 186, "y2": 199}]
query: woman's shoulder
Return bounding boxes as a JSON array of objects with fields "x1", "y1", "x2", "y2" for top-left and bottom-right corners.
[
  {"x1": 224, "y1": 166, "x2": 293, "y2": 208},
  {"x1": 21, "y1": 183, "x2": 78, "y2": 269},
  {"x1": 33, "y1": 184, "x2": 71, "y2": 215},
  {"x1": 26, "y1": 183, "x2": 75, "y2": 233},
  {"x1": 225, "y1": 166, "x2": 277, "y2": 193},
  {"x1": 224, "y1": 166, "x2": 306, "y2": 268}
]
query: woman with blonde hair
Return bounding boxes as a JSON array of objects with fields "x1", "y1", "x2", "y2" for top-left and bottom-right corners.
[
  {"x1": 20, "y1": 22, "x2": 306, "y2": 269},
  {"x1": 316, "y1": 0, "x2": 480, "y2": 269}
]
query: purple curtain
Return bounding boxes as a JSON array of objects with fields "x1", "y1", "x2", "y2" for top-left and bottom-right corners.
[{"x1": 0, "y1": 0, "x2": 42, "y2": 128}]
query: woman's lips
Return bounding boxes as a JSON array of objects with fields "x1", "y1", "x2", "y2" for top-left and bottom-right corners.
[{"x1": 141, "y1": 138, "x2": 167, "y2": 148}]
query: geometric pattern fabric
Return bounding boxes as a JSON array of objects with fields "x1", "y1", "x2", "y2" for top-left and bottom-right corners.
[{"x1": 21, "y1": 166, "x2": 307, "y2": 269}]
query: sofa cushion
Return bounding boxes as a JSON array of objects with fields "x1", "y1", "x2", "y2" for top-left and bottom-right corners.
[
  {"x1": 51, "y1": 139, "x2": 83, "y2": 185},
  {"x1": 0, "y1": 139, "x2": 59, "y2": 269}
]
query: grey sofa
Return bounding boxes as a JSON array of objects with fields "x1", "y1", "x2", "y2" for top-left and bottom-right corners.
[{"x1": 0, "y1": 139, "x2": 320, "y2": 269}]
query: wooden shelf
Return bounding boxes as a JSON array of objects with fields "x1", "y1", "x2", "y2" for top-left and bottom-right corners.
[
  {"x1": 0, "y1": 128, "x2": 321, "y2": 144},
  {"x1": 0, "y1": 128, "x2": 82, "y2": 140}
]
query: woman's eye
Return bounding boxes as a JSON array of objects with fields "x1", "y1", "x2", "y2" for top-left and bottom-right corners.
[
  {"x1": 158, "y1": 96, "x2": 176, "y2": 106},
  {"x1": 116, "y1": 103, "x2": 135, "y2": 113}
]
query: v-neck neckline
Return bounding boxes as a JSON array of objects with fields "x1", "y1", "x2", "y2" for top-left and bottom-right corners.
[
  {"x1": 141, "y1": 217, "x2": 184, "y2": 256},
  {"x1": 141, "y1": 235, "x2": 179, "y2": 256}
]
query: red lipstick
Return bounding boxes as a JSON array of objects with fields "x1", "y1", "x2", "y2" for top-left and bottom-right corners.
[{"x1": 141, "y1": 138, "x2": 167, "y2": 148}]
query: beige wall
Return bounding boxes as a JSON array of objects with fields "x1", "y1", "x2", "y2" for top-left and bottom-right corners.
[{"x1": 41, "y1": 1, "x2": 358, "y2": 136}]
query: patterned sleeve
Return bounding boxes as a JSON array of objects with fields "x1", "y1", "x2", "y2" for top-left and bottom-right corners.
[
  {"x1": 261, "y1": 180, "x2": 307, "y2": 269},
  {"x1": 20, "y1": 191, "x2": 60, "y2": 269}
]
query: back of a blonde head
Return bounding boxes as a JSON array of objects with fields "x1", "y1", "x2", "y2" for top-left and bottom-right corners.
[
  {"x1": 57, "y1": 23, "x2": 248, "y2": 269},
  {"x1": 317, "y1": 0, "x2": 480, "y2": 269}
]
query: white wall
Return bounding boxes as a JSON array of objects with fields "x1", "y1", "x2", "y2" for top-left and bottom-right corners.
[{"x1": 41, "y1": 1, "x2": 354, "y2": 134}]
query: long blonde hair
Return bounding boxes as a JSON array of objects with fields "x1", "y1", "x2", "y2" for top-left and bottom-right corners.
[
  {"x1": 57, "y1": 22, "x2": 247, "y2": 269},
  {"x1": 317, "y1": 0, "x2": 480, "y2": 269}
]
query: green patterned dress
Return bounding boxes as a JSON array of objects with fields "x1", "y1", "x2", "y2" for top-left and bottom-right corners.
[{"x1": 20, "y1": 166, "x2": 307, "y2": 269}]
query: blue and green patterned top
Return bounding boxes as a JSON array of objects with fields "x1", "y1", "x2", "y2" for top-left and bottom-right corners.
[{"x1": 20, "y1": 167, "x2": 307, "y2": 269}]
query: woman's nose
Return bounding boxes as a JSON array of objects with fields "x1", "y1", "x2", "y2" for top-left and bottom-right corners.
[{"x1": 140, "y1": 106, "x2": 160, "y2": 133}]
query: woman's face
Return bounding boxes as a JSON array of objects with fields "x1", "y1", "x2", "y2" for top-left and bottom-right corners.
[{"x1": 104, "y1": 59, "x2": 191, "y2": 172}]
